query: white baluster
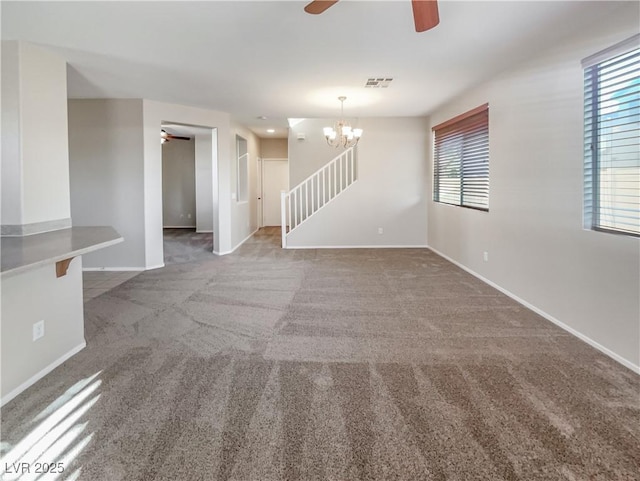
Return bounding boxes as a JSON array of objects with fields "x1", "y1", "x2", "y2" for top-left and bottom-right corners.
[
  {"x1": 350, "y1": 149, "x2": 354, "y2": 184},
  {"x1": 338, "y1": 155, "x2": 344, "y2": 192},
  {"x1": 322, "y1": 167, "x2": 326, "y2": 206},
  {"x1": 293, "y1": 190, "x2": 298, "y2": 228},
  {"x1": 288, "y1": 191, "x2": 292, "y2": 233},
  {"x1": 281, "y1": 191, "x2": 287, "y2": 248}
]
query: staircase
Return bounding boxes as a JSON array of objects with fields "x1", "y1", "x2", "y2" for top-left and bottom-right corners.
[{"x1": 281, "y1": 147, "x2": 358, "y2": 248}]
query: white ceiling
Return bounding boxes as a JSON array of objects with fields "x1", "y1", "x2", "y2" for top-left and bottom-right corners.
[{"x1": 2, "y1": 1, "x2": 635, "y2": 138}]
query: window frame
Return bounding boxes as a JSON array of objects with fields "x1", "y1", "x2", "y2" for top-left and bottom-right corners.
[
  {"x1": 432, "y1": 103, "x2": 490, "y2": 212},
  {"x1": 236, "y1": 135, "x2": 249, "y2": 204},
  {"x1": 583, "y1": 35, "x2": 640, "y2": 237}
]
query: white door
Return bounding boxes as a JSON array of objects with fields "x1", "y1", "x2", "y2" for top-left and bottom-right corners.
[
  {"x1": 263, "y1": 159, "x2": 289, "y2": 226},
  {"x1": 257, "y1": 158, "x2": 263, "y2": 228}
]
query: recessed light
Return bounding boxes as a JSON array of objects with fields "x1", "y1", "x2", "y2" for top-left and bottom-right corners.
[{"x1": 266, "y1": 129, "x2": 275, "y2": 133}]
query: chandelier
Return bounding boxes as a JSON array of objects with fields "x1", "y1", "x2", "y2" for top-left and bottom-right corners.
[{"x1": 323, "y1": 96, "x2": 363, "y2": 148}]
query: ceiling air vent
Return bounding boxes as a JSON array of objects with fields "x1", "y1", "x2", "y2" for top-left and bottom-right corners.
[{"x1": 365, "y1": 77, "x2": 393, "y2": 88}]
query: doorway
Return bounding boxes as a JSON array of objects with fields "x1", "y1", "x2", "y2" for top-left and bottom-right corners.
[
  {"x1": 161, "y1": 133, "x2": 196, "y2": 229},
  {"x1": 261, "y1": 159, "x2": 289, "y2": 226},
  {"x1": 160, "y1": 123, "x2": 216, "y2": 264}
]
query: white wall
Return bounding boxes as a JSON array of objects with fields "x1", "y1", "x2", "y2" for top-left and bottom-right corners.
[
  {"x1": 286, "y1": 117, "x2": 429, "y2": 247},
  {"x1": 427, "y1": 5, "x2": 640, "y2": 370},
  {"x1": 20, "y1": 43, "x2": 71, "y2": 225},
  {"x1": 162, "y1": 138, "x2": 196, "y2": 228},
  {"x1": 69, "y1": 99, "x2": 146, "y2": 269},
  {"x1": 289, "y1": 118, "x2": 344, "y2": 186},
  {"x1": 1, "y1": 260, "x2": 85, "y2": 403},
  {"x1": 1, "y1": 41, "x2": 71, "y2": 228},
  {"x1": 230, "y1": 121, "x2": 260, "y2": 247},
  {"x1": 1, "y1": 41, "x2": 23, "y2": 226},
  {"x1": 195, "y1": 132, "x2": 215, "y2": 233}
]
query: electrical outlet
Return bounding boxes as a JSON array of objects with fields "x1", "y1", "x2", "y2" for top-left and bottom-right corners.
[
  {"x1": 187, "y1": 213, "x2": 192, "y2": 219},
  {"x1": 33, "y1": 320, "x2": 45, "y2": 341},
  {"x1": 378, "y1": 227, "x2": 384, "y2": 235},
  {"x1": 483, "y1": 251, "x2": 489, "y2": 262}
]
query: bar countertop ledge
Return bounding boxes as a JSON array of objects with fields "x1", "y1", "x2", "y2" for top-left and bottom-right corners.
[{"x1": 1, "y1": 226, "x2": 123, "y2": 278}]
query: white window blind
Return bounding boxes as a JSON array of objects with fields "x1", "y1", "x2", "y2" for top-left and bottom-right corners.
[
  {"x1": 584, "y1": 37, "x2": 640, "y2": 236},
  {"x1": 433, "y1": 104, "x2": 489, "y2": 211}
]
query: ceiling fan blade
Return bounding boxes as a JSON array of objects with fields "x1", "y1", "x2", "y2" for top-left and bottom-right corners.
[
  {"x1": 412, "y1": 0, "x2": 439, "y2": 32},
  {"x1": 167, "y1": 135, "x2": 191, "y2": 141},
  {"x1": 304, "y1": 0, "x2": 339, "y2": 15}
]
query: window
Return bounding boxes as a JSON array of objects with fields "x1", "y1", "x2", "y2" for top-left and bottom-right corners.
[
  {"x1": 236, "y1": 135, "x2": 248, "y2": 203},
  {"x1": 433, "y1": 103, "x2": 489, "y2": 211},
  {"x1": 583, "y1": 35, "x2": 640, "y2": 236}
]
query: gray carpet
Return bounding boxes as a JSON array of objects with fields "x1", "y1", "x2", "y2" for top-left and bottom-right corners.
[
  {"x1": 1, "y1": 227, "x2": 639, "y2": 480},
  {"x1": 163, "y1": 228, "x2": 214, "y2": 265}
]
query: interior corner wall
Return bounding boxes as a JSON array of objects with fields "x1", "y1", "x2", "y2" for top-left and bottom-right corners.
[
  {"x1": 68, "y1": 99, "x2": 146, "y2": 268},
  {"x1": 142, "y1": 100, "x2": 231, "y2": 263},
  {"x1": 230, "y1": 122, "x2": 260, "y2": 248},
  {"x1": 286, "y1": 117, "x2": 429, "y2": 247},
  {"x1": 427, "y1": 5, "x2": 640, "y2": 370},
  {"x1": 195, "y1": 132, "x2": 215, "y2": 233},
  {"x1": 1, "y1": 41, "x2": 71, "y2": 227},
  {"x1": 162, "y1": 138, "x2": 196, "y2": 228},
  {"x1": 260, "y1": 137, "x2": 288, "y2": 159}
]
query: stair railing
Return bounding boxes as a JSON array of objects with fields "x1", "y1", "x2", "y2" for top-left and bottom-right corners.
[{"x1": 281, "y1": 147, "x2": 357, "y2": 247}]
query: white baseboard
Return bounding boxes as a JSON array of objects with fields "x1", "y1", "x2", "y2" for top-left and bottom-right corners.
[
  {"x1": 428, "y1": 246, "x2": 640, "y2": 374},
  {"x1": 285, "y1": 244, "x2": 429, "y2": 249},
  {"x1": 214, "y1": 229, "x2": 259, "y2": 256},
  {"x1": 1, "y1": 342, "x2": 87, "y2": 407},
  {"x1": 144, "y1": 263, "x2": 165, "y2": 271},
  {"x1": 83, "y1": 267, "x2": 146, "y2": 272}
]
